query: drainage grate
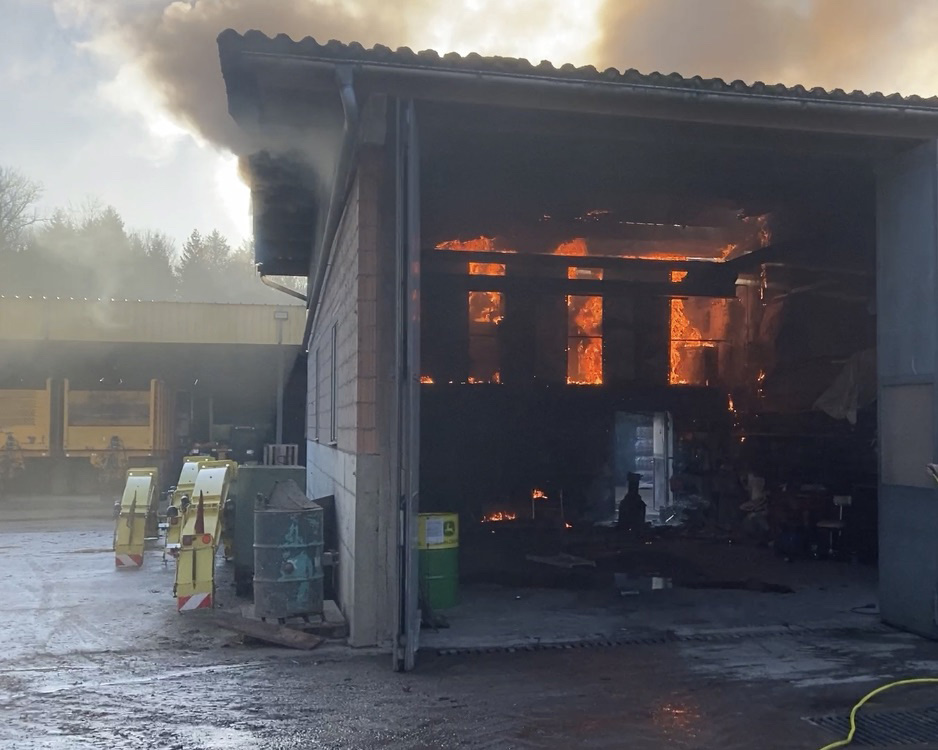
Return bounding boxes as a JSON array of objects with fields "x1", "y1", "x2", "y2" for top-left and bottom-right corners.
[
  {"x1": 432, "y1": 621, "x2": 894, "y2": 657},
  {"x1": 806, "y1": 705, "x2": 938, "y2": 746}
]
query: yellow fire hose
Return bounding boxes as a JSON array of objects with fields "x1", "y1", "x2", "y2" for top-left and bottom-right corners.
[{"x1": 817, "y1": 678, "x2": 938, "y2": 750}]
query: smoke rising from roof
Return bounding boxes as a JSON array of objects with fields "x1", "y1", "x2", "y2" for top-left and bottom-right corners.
[
  {"x1": 74, "y1": 0, "x2": 938, "y2": 159},
  {"x1": 596, "y1": 0, "x2": 936, "y2": 95},
  {"x1": 70, "y1": 0, "x2": 599, "y2": 154},
  {"x1": 81, "y1": 1, "x2": 423, "y2": 154}
]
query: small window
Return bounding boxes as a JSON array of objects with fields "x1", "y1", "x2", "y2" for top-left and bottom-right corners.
[
  {"x1": 314, "y1": 348, "x2": 320, "y2": 442},
  {"x1": 467, "y1": 262, "x2": 504, "y2": 384},
  {"x1": 330, "y1": 323, "x2": 338, "y2": 443},
  {"x1": 566, "y1": 295, "x2": 603, "y2": 385}
]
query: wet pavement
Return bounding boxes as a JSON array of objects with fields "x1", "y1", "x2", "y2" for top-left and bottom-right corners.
[{"x1": 5, "y1": 513, "x2": 938, "y2": 748}]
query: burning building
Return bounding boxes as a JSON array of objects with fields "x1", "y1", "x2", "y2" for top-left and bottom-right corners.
[{"x1": 218, "y1": 30, "x2": 938, "y2": 668}]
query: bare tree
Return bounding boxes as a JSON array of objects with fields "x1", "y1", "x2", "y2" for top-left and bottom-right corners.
[{"x1": 0, "y1": 167, "x2": 43, "y2": 253}]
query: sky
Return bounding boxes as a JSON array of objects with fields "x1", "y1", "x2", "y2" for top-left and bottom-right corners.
[
  {"x1": 1, "y1": 0, "x2": 251, "y2": 249},
  {"x1": 0, "y1": 0, "x2": 601, "y2": 252},
  {"x1": 4, "y1": 0, "x2": 938, "y2": 255}
]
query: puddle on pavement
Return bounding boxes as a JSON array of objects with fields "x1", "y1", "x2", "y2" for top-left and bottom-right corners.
[
  {"x1": 174, "y1": 725, "x2": 258, "y2": 749},
  {"x1": 67, "y1": 548, "x2": 112, "y2": 554}
]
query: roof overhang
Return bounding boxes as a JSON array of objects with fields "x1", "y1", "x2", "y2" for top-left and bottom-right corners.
[
  {"x1": 219, "y1": 30, "x2": 938, "y2": 141},
  {"x1": 217, "y1": 30, "x2": 938, "y2": 278}
]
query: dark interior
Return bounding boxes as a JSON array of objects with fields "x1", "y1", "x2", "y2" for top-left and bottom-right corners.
[{"x1": 417, "y1": 102, "x2": 891, "y2": 599}]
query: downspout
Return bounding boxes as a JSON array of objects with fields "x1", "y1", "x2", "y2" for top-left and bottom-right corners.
[
  {"x1": 302, "y1": 65, "x2": 360, "y2": 351},
  {"x1": 259, "y1": 273, "x2": 307, "y2": 302}
]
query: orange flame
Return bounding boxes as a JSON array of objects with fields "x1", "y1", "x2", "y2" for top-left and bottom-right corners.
[
  {"x1": 569, "y1": 296, "x2": 602, "y2": 336},
  {"x1": 568, "y1": 339, "x2": 603, "y2": 385},
  {"x1": 554, "y1": 238, "x2": 589, "y2": 256},
  {"x1": 468, "y1": 376, "x2": 500, "y2": 385},
  {"x1": 437, "y1": 236, "x2": 515, "y2": 253},
  {"x1": 669, "y1": 296, "x2": 701, "y2": 385},
  {"x1": 532, "y1": 488, "x2": 548, "y2": 500},
  {"x1": 567, "y1": 295, "x2": 603, "y2": 385},
  {"x1": 420, "y1": 375, "x2": 434, "y2": 384},
  {"x1": 482, "y1": 511, "x2": 517, "y2": 522},
  {"x1": 469, "y1": 291, "x2": 504, "y2": 325},
  {"x1": 670, "y1": 296, "x2": 730, "y2": 385},
  {"x1": 469, "y1": 262, "x2": 506, "y2": 276},
  {"x1": 568, "y1": 267, "x2": 604, "y2": 280},
  {"x1": 670, "y1": 270, "x2": 688, "y2": 283}
]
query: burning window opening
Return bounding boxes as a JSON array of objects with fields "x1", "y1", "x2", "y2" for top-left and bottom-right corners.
[
  {"x1": 467, "y1": 251, "x2": 504, "y2": 382},
  {"x1": 420, "y1": 375, "x2": 434, "y2": 384},
  {"x1": 566, "y1": 295, "x2": 603, "y2": 385},
  {"x1": 468, "y1": 291, "x2": 504, "y2": 326},
  {"x1": 568, "y1": 267, "x2": 604, "y2": 280},
  {"x1": 532, "y1": 488, "x2": 548, "y2": 500},
  {"x1": 482, "y1": 511, "x2": 517, "y2": 523},
  {"x1": 468, "y1": 262, "x2": 506, "y2": 276},
  {"x1": 669, "y1": 296, "x2": 732, "y2": 386},
  {"x1": 670, "y1": 270, "x2": 688, "y2": 283}
]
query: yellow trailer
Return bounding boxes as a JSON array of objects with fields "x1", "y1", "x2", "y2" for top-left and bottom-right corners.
[
  {"x1": 0, "y1": 380, "x2": 52, "y2": 456},
  {"x1": 173, "y1": 460, "x2": 237, "y2": 612},
  {"x1": 164, "y1": 456, "x2": 212, "y2": 557},
  {"x1": 113, "y1": 468, "x2": 159, "y2": 568}
]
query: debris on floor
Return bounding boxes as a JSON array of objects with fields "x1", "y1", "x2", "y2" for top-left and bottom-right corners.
[
  {"x1": 678, "y1": 579, "x2": 794, "y2": 594},
  {"x1": 614, "y1": 574, "x2": 673, "y2": 594},
  {"x1": 214, "y1": 613, "x2": 325, "y2": 650},
  {"x1": 525, "y1": 553, "x2": 596, "y2": 569}
]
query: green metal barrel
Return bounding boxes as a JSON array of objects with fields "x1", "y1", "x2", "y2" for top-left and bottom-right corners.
[
  {"x1": 232, "y1": 466, "x2": 306, "y2": 596},
  {"x1": 417, "y1": 513, "x2": 459, "y2": 611},
  {"x1": 254, "y1": 483, "x2": 323, "y2": 620}
]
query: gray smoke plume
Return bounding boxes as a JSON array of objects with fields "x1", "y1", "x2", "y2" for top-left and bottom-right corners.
[
  {"x1": 73, "y1": 0, "x2": 938, "y2": 160},
  {"x1": 83, "y1": 0, "x2": 433, "y2": 154},
  {"x1": 597, "y1": 0, "x2": 936, "y2": 95}
]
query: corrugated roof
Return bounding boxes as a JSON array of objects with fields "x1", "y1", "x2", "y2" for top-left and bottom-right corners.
[{"x1": 218, "y1": 29, "x2": 938, "y2": 111}]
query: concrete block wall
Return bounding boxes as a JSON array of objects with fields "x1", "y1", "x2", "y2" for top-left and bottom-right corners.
[{"x1": 307, "y1": 150, "x2": 390, "y2": 647}]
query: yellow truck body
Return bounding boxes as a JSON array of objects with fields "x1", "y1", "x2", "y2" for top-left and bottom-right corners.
[
  {"x1": 64, "y1": 379, "x2": 172, "y2": 459},
  {"x1": 0, "y1": 380, "x2": 52, "y2": 456}
]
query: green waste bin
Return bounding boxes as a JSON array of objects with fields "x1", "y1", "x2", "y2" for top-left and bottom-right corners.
[{"x1": 417, "y1": 513, "x2": 459, "y2": 611}]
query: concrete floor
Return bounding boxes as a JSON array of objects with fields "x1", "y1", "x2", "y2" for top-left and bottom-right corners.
[
  {"x1": 5, "y1": 510, "x2": 938, "y2": 749},
  {"x1": 422, "y1": 537, "x2": 880, "y2": 651}
]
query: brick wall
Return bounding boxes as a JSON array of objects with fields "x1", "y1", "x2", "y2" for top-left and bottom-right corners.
[{"x1": 306, "y1": 150, "x2": 388, "y2": 647}]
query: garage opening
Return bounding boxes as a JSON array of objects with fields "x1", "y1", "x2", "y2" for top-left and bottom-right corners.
[{"x1": 415, "y1": 103, "x2": 884, "y2": 649}]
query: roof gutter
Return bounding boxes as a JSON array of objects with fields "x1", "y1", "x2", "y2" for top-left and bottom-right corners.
[
  {"x1": 241, "y1": 51, "x2": 938, "y2": 140},
  {"x1": 259, "y1": 273, "x2": 307, "y2": 302},
  {"x1": 302, "y1": 66, "x2": 360, "y2": 351}
]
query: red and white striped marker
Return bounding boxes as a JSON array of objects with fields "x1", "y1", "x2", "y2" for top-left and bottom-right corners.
[
  {"x1": 177, "y1": 593, "x2": 212, "y2": 612},
  {"x1": 115, "y1": 553, "x2": 143, "y2": 568}
]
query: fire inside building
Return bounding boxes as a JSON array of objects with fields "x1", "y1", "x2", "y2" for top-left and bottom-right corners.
[{"x1": 218, "y1": 30, "x2": 938, "y2": 670}]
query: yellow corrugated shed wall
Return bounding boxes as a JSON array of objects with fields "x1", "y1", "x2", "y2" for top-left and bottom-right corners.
[{"x1": 0, "y1": 297, "x2": 305, "y2": 346}]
